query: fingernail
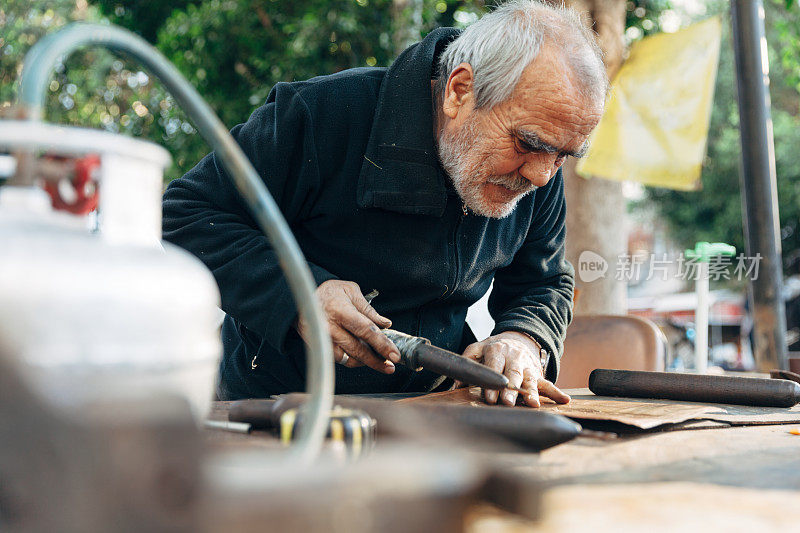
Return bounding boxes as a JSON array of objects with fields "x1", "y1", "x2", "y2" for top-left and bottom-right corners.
[
  {"x1": 383, "y1": 361, "x2": 395, "y2": 373},
  {"x1": 390, "y1": 349, "x2": 401, "y2": 363}
]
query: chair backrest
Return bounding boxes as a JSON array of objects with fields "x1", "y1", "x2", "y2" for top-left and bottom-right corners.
[{"x1": 557, "y1": 315, "x2": 666, "y2": 389}]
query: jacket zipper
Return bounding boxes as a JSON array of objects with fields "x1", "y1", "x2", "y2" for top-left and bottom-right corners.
[
  {"x1": 414, "y1": 201, "x2": 467, "y2": 336},
  {"x1": 439, "y1": 201, "x2": 466, "y2": 302}
]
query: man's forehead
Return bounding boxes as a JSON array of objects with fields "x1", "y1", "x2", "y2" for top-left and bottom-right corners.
[
  {"x1": 509, "y1": 44, "x2": 605, "y2": 127},
  {"x1": 503, "y1": 74, "x2": 597, "y2": 129}
]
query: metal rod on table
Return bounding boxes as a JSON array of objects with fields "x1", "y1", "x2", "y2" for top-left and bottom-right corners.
[{"x1": 730, "y1": 0, "x2": 788, "y2": 371}]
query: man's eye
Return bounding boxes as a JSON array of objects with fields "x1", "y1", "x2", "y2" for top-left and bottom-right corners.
[
  {"x1": 555, "y1": 154, "x2": 567, "y2": 166},
  {"x1": 513, "y1": 138, "x2": 529, "y2": 153}
]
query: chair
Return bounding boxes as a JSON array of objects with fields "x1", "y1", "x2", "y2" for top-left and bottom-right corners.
[{"x1": 556, "y1": 315, "x2": 666, "y2": 389}]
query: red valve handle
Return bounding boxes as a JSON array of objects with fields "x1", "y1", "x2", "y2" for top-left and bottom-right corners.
[{"x1": 43, "y1": 154, "x2": 100, "y2": 215}]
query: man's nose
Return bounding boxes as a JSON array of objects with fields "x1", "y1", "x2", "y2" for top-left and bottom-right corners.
[{"x1": 518, "y1": 154, "x2": 555, "y2": 187}]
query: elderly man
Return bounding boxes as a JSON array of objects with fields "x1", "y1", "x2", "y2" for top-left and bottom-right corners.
[{"x1": 163, "y1": 0, "x2": 607, "y2": 406}]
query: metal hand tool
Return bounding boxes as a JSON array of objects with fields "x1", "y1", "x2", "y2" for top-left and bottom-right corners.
[
  {"x1": 364, "y1": 290, "x2": 531, "y2": 396},
  {"x1": 382, "y1": 328, "x2": 525, "y2": 392},
  {"x1": 589, "y1": 368, "x2": 800, "y2": 408}
]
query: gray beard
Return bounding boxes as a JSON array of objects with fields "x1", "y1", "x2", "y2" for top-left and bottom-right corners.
[{"x1": 436, "y1": 116, "x2": 535, "y2": 219}]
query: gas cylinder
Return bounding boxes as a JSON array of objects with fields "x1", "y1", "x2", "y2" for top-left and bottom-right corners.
[{"x1": 0, "y1": 121, "x2": 222, "y2": 418}]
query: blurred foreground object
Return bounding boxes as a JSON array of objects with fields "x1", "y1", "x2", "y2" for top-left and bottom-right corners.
[
  {"x1": 12, "y1": 21, "x2": 335, "y2": 463},
  {"x1": 576, "y1": 17, "x2": 721, "y2": 190},
  {"x1": 0, "y1": 339, "x2": 203, "y2": 532},
  {"x1": 0, "y1": 121, "x2": 222, "y2": 417},
  {"x1": 0, "y1": 339, "x2": 486, "y2": 532},
  {"x1": 230, "y1": 395, "x2": 583, "y2": 452},
  {"x1": 0, "y1": 22, "x2": 490, "y2": 532}
]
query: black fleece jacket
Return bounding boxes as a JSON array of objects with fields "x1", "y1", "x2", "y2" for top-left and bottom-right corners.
[{"x1": 162, "y1": 28, "x2": 574, "y2": 400}]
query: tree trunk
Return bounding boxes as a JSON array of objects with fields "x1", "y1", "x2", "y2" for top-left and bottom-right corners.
[
  {"x1": 392, "y1": 0, "x2": 424, "y2": 55},
  {"x1": 561, "y1": 0, "x2": 629, "y2": 316}
]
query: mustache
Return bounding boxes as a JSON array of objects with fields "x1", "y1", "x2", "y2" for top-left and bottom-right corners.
[{"x1": 486, "y1": 173, "x2": 536, "y2": 194}]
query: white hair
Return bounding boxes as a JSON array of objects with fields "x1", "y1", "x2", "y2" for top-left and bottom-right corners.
[{"x1": 435, "y1": 0, "x2": 608, "y2": 109}]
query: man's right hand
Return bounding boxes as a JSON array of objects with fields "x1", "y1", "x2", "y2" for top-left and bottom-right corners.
[{"x1": 295, "y1": 280, "x2": 401, "y2": 373}]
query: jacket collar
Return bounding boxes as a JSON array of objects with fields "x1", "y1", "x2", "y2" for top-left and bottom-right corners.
[{"x1": 357, "y1": 28, "x2": 461, "y2": 217}]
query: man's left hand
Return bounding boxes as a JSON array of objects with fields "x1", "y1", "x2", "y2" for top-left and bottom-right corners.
[{"x1": 461, "y1": 331, "x2": 570, "y2": 407}]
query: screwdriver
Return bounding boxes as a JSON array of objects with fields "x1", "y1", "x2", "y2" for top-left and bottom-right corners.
[{"x1": 364, "y1": 290, "x2": 530, "y2": 395}]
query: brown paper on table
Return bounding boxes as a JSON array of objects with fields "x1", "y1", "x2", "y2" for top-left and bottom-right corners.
[{"x1": 401, "y1": 387, "x2": 800, "y2": 430}]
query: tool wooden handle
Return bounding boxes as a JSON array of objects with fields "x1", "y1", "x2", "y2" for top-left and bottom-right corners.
[{"x1": 589, "y1": 369, "x2": 800, "y2": 407}]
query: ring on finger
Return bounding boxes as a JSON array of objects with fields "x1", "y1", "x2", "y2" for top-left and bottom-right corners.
[{"x1": 338, "y1": 353, "x2": 350, "y2": 366}]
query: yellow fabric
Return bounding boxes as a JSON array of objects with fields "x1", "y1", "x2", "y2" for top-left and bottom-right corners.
[{"x1": 576, "y1": 17, "x2": 722, "y2": 191}]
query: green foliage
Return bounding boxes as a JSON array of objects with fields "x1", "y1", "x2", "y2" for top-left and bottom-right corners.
[
  {"x1": 158, "y1": 0, "x2": 401, "y2": 135},
  {"x1": 0, "y1": 0, "x2": 188, "y2": 178},
  {"x1": 3, "y1": 0, "x2": 691, "y2": 185},
  {"x1": 0, "y1": 0, "x2": 106, "y2": 117},
  {"x1": 151, "y1": 0, "x2": 486, "y2": 178},
  {"x1": 92, "y1": 0, "x2": 200, "y2": 42},
  {"x1": 773, "y1": 0, "x2": 800, "y2": 93},
  {"x1": 625, "y1": 0, "x2": 674, "y2": 39},
  {"x1": 1, "y1": 0, "x2": 486, "y2": 182},
  {"x1": 14, "y1": 0, "x2": 798, "y2": 265}
]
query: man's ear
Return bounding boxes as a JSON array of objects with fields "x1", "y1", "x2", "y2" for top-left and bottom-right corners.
[{"x1": 442, "y1": 63, "x2": 474, "y2": 120}]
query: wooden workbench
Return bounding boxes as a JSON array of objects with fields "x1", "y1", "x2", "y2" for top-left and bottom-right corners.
[
  {"x1": 471, "y1": 386, "x2": 800, "y2": 532},
  {"x1": 208, "y1": 391, "x2": 800, "y2": 532},
  {"x1": 472, "y1": 423, "x2": 800, "y2": 532}
]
